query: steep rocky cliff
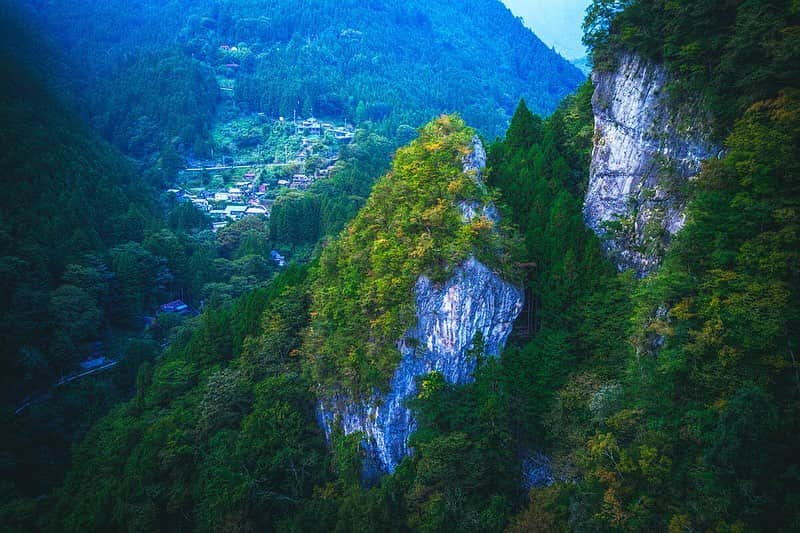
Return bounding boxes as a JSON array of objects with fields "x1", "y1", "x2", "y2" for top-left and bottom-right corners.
[
  {"x1": 318, "y1": 256, "x2": 522, "y2": 474},
  {"x1": 584, "y1": 53, "x2": 718, "y2": 275},
  {"x1": 317, "y1": 135, "x2": 523, "y2": 476}
]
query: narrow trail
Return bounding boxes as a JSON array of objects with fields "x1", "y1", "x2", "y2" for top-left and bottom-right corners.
[
  {"x1": 184, "y1": 162, "x2": 294, "y2": 172},
  {"x1": 14, "y1": 360, "x2": 119, "y2": 415}
]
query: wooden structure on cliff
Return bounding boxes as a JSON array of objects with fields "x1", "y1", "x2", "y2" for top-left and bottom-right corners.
[{"x1": 514, "y1": 262, "x2": 540, "y2": 339}]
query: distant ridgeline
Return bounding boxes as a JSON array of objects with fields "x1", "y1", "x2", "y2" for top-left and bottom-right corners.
[{"x1": 15, "y1": 0, "x2": 583, "y2": 158}]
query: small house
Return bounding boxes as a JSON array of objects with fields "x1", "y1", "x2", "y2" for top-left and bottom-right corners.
[
  {"x1": 191, "y1": 198, "x2": 210, "y2": 211},
  {"x1": 79, "y1": 357, "x2": 109, "y2": 371},
  {"x1": 270, "y1": 250, "x2": 286, "y2": 267},
  {"x1": 224, "y1": 205, "x2": 248, "y2": 219},
  {"x1": 334, "y1": 130, "x2": 354, "y2": 143},
  {"x1": 290, "y1": 175, "x2": 314, "y2": 190},
  {"x1": 160, "y1": 300, "x2": 190, "y2": 314},
  {"x1": 245, "y1": 205, "x2": 268, "y2": 216}
]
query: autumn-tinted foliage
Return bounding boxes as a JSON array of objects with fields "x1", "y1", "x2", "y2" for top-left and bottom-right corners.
[
  {"x1": 576, "y1": 89, "x2": 800, "y2": 531},
  {"x1": 306, "y1": 115, "x2": 521, "y2": 396}
]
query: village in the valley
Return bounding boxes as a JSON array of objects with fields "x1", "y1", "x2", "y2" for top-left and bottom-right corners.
[
  {"x1": 35, "y1": 115, "x2": 355, "y2": 400},
  {"x1": 166, "y1": 42, "x2": 358, "y2": 234},
  {"x1": 167, "y1": 114, "x2": 355, "y2": 232}
]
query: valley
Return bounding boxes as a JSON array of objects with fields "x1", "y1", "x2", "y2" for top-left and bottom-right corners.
[
  {"x1": 171, "y1": 114, "x2": 357, "y2": 232},
  {"x1": 0, "y1": 1, "x2": 798, "y2": 532}
]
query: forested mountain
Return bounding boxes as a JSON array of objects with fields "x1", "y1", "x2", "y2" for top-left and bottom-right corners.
[
  {"x1": 0, "y1": 8, "x2": 379, "y2": 502},
  {"x1": 1, "y1": 1, "x2": 799, "y2": 532},
  {"x1": 14, "y1": 0, "x2": 583, "y2": 160},
  {"x1": 0, "y1": 20, "x2": 264, "y2": 498},
  {"x1": 0, "y1": 46, "x2": 155, "y2": 392},
  {"x1": 0, "y1": 32, "x2": 166, "y2": 498}
]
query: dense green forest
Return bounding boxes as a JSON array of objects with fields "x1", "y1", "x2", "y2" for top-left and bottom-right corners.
[
  {"x1": 0, "y1": 85, "x2": 632, "y2": 533},
  {"x1": 16, "y1": 0, "x2": 583, "y2": 163},
  {"x1": 0, "y1": 50, "x2": 400, "y2": 509},
  {"x1": 1, "y1": 0, "x2": 799, "y2": 531},
  {"x1": 561, "y1": 1, "x2": 800, "y2": 529},
  {"x1": 0, "y1": 44, "x2": 286, "y2": 499},
  {"x1": 0, "y1": 8, "x2": 387, "y2": 503},
  {"x1": 584, "y1": 0, "x2": 799, "y2": 132}
]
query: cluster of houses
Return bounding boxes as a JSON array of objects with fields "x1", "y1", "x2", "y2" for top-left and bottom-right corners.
[
  {"x1": 281, "y1": 118, "x2": 354, "y2": 190},
  {"x1": 273, "y1": 173, "x2": 330, "y2": 191},
  {"x1": 168, "y1": 170, "x2": 273, "y2": 231},
  {"x1": 170, "y1": 115, "x2": 358, "y2": 230},
  {"x1": 296, "y1": 117, "x2": 354, "y2": 143}
]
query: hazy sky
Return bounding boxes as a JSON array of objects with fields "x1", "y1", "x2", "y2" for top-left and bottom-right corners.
[{"x1": 501, "y1": 0, "x2": 590, "y2": 59}]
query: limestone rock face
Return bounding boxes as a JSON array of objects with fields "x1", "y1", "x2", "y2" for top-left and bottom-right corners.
[
  {"x1": 318, "y1": 257, "x2": 523, "y2": 474},
  {"x1": 317, "y1": 137, "x2": 523, "y2": 476},
  {"x1": 459, "y1": 136, "x2": 499, "y2": 223},
  {"x1": 462, "y1": 134, "x2": 487, "y2": 177},
  {"x1": 585, "y1": 53, "x2": 718, "y2": 276}
]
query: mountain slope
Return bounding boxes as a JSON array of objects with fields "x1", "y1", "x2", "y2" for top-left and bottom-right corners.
[
  {"x1": 17, "y1": 0, "x2": 584, "y2": 155},
  {"x1": 0, "y1": 52, "x2": 157, "y2": 392},
  {"x1": 308, "y1": 117, "x2": 523, "y2": 475},
  {"x1": 0, "y1": 24, "x2": 167, "y2": 501},
  {"x1": 5, "y1": 2, "x2": 797, "y2": 532},
  {"x1": 0, "y1": 11, "x2": 283, "y2": 504},
  {"x1": 8, "y1": 116, "x2": 524, "y2": 532},
  {"x1": 306, "y1": 116, "x2": 521, "y2": 397}
]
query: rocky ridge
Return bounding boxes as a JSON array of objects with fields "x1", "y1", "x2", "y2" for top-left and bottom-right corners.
[{"x1": 317, "y1": 138, "x2": 523, "y2": 476}]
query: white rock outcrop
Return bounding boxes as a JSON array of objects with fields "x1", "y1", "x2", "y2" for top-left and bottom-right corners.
[
  {"x1": 585, "y1": 53, "x2": 718, "y2": 276},
  {"x1": 318, "y1": 256, "x2": 523, "y2": 474},
  {"x1": 317, "y1": 137, "x2": 523, "y2": 476}
]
